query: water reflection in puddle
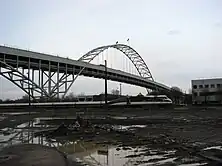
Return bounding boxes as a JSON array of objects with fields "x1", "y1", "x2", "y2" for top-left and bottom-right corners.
[
  {"x1": 0, "y1": 117, "x2": 217, "y2": 166},
  {"x1": 0, "y1": 119, "x2": 46, "y2": 148},
  {"x1": 204, "y1": 146, "x2": 222, "y2": 151},
  {"x1": 114, "y1": 125, "x2": 146, "y2": 130},
  {"x1": 1, "y1": 112, "x2": 37, "y2": 115},
  {"x1": 72, "y1": 145, "x2": 177, "y2": 166},
  {"x1": 179, "y1": 163, "x2": 208, "y2": 166}
]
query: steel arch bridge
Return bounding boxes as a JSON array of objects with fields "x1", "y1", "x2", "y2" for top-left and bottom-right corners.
[
  {"x1": 0, "y1": 44, "x2": 171, "y2": 99},
  {"x1": 79, "y1": 44, "x2": 153, "y2": 80}
]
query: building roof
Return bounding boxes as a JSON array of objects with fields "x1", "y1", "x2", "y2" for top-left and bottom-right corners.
[{"x1": 192, "y1": 78, "x2": 222, "y2": 81}]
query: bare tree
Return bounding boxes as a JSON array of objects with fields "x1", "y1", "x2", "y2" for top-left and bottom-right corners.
[
  {"x1": 22, "y1": 94, "x2": 29, "y2": 100},
  {"x1": 111, "y1": 89, "x2": 120, "y2": 95},
  {"x1": 171, "y1": 86, "x2": 182, "y2": 92},
  {"x1": 188, "y1": 88, "x2": 192, "y2": 94},
  {"x1": 171, "y1": 86, "x2": 183, "y2": 104},
  {"x1": 65, "y1": 92, "x2": 76, "y2": 100}
]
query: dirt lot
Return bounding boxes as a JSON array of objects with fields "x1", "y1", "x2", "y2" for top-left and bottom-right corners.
[
  {"x1": 31, "y1": 106, "x2": 222, "y2": 165},
  {"x1": 2, "y1": 106, "x2": 222, "y2": 165}
]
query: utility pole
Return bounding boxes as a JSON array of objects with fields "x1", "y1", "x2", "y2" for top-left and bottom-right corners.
[
  {"x1": 27, "y1": 67, "x2": 31, "y2": 142},
  {"x1": 28, "y1": 76, "x2": 31, "y2": 106},
  {"x1": 119, "y1": 83, "x2": 122, "y2": 96},
  {"x1": 28, "y1": 61, "x2": 31, "y2": 107},
  {"x1": 104, "y1": 60, "x2": 108, "y2": 105}
]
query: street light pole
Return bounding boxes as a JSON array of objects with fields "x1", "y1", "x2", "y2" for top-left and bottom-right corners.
[{"x1": 105, "y1": 60, "x2": 108, "y2": 105}]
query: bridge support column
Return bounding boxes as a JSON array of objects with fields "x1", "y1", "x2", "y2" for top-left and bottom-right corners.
[
  {"x1": 32, "y1": 68, "x2": 34, "y2": 97},
  {"x1": 48, "y1": 61, "x2": 51, "y2": 99},
  {"x1": 65, "y1": 64, "x2": 68, "y2": 95},
  {"x1": 28, "y1": 58, "x2": 31, "y2": 104},
  {"x1": 46, "y1": 64, "x2": 76, "y2": 99},
  {"x1": 41, "y1": 69, "x2": 44, "y2": 99}
]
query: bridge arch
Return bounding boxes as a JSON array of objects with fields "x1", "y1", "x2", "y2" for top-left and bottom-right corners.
[{"x1": 78, "y1": 44, "x2": 154, "y2": 81}]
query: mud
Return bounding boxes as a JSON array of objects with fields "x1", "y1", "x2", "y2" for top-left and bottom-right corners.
[
  {"x1": 2, "y1": 106, "x2": 222, "y2": 165},
  {"x1": 35, "y1": 107, "x2": 222, "y2": 165}
]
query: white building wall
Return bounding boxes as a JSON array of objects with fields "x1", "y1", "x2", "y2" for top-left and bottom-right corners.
[{"x1": 191, "y1": 78, "x2": 222, "y2": 104}]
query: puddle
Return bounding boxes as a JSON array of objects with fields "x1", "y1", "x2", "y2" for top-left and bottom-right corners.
[
  {"x1": 0, "y1": 117, "x2": 58, "y2": 144},
  {"x1": 136, "y1": 157, "x2": 177, "y2": 166},
  {"x1": 0, "y1": 128, "x2": 214, "y2": 166},
  {"x1": 71, "y1": 144, "x2": 177, "y2": 166},
  {"x1": 37, "y1": 117, "x2": 77, "y2": 120},
  {"x1": 0, "y1": 115, "x2": 219, "y2": 166},
  {"x1": 0, "y1": 120, "x2": 45, "y2": 146},
  {"x1": 0, "y1": 132, "x2": 17, "y2": 142},
  {"x1": 1, "y1": 112, "x2": 37, "y2": 115},
  {"x1": 109, "y1": 116, "x2": 128, "y2": 120},
  {"x1": 0, "y1": 116, "x2": 6, "y2": 121},
  {"x1": 204, "y1": 146, "x2": 222, "y2": 151},
  {"x1": 179, "y1": 163, "x2": 208, "y2": 166},
  {"x1": 83, "y1": 146, "x2": 142, "y2": 166},
  {"x1": 113, "y1": 125, "x2": 146, "y2": 130}
]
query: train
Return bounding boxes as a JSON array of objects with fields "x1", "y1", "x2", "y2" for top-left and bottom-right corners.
[{"x1": 0, "y1": 95, "x2": 172, "y2": 108}]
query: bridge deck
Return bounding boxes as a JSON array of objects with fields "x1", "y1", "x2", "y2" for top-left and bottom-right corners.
[{"x1": 0, "y1": 45, "x2": 171, "y2": 91}]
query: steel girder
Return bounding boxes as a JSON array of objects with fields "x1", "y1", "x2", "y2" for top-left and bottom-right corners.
[
  {"x1": 0, "y1": 60, "x2": 48, "y2": 99},
  {"x1": 78, "y1": 44, "x2": 154, "y2": 80},
  {"x1": 39, "y1": 62, "x2": 76, "y2": 99},
  {"x1": 0, "y1": 59, "x2": 75, "y2": 99},
  {"x1": 49, "y1": 72, "x2": 75, "y2": 99}
]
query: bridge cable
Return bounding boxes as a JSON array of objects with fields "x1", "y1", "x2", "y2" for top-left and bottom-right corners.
[
  {"x1": 110, "y1": 49, "x2": 112, "y2": 68},
  {"x1": 106, "y1": 49, "x2": 108, "y2": 67},
  {"x1": 110, "y1": 48, "x2": 112, "y2": 68},
  {"x1": 76, "y1": 44, "x2": 167, "y2": 94},
  {"x1": 129, "y1": 59, "x2": 131, "y2": 74},
  {"x1": 126, "y1": 55, "x2": 128, "y2": 73},
  {"x1": 97, "y1": 53, "x2": 99, "y2": 65},
  {"x1": 123, "y1": 55, "x2": 125, "y2": 72},
  {"x1": 102, "y1": 53, "x2": 103, "y2": 65},
  {"x1": 128, "y1": 60, "x2": 130, "y2": 74}
]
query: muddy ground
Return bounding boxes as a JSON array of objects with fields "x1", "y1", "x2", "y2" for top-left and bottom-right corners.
[
  {"x1": 2, "y1": 106, "x2": 222, "y2": 165},
  {"x1": 32, "y1": 106, "x2": 222, "y2": 165}
]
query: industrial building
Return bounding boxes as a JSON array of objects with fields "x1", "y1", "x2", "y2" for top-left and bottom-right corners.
[{"x1": 192, "y1": 78, "x2": 222, "y2": 104}]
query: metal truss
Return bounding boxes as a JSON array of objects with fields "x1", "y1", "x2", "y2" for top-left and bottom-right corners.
[
  {"x1": 79, "y1": 44, "x2": 154, "y2": 80},
  {"x1": 0, "y1": 59, "x2": 75, "y2": 100},
  {"x1": 0, "y1": 60, "x2": 48, "y2": 99},
  {"x1": 49, "y1": 72, "x2": 75, "y2": 98},
  {"x1": 38, "y1": 62, "x2": 76, "y2": 99}
]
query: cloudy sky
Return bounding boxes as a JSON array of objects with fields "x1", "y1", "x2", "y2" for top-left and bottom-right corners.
[{"x1": 0, "y1": 0, "x2": 222, "y2": 99}]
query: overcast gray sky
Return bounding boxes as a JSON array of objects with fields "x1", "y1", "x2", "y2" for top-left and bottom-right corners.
[{"x1": 0, "y1": 0, "x2": 222, "y2": 99}]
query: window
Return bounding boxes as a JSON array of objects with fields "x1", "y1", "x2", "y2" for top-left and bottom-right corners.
[
  {"x1": 193, "y1": 92, "x2": 197, "y2": 97},
  {"x1": 204, "y1": 84, "x2": 209, "y2": 88},
  {"x1": 199, "y1": 85, "x2": 203, "y2": 89},
  {"x1": 217, "y1": 84, "x2": 221, "y2": 88},
  {"x1": 193, "y1": 85, "x2": 197, "y2": 89},
  {"x1": 211, "y1": 84, "x2": 215, "y2": 88}
]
